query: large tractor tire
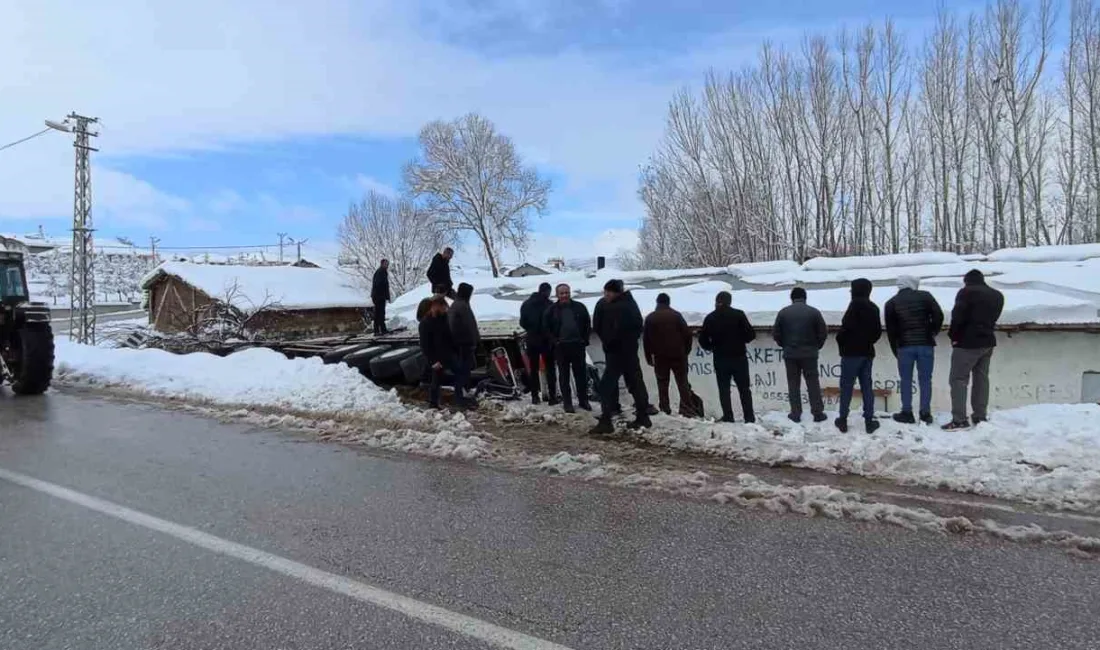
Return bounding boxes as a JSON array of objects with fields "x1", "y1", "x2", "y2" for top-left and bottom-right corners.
[
  {"x1": 399, "y1": 351, "x2": 428, "y2": 386},
  {"x1": 9, "y1": 326, "x2": 54, "y2": 396},
  {"x1": 322, "y1": 343, "x2": 371, "y2": 365},
  {"x1": 343, "y1": 345, "x2": 392, "y2": 376},
  {"x1": 368, "y1": 347, "x2": 421, "y2": 383}
]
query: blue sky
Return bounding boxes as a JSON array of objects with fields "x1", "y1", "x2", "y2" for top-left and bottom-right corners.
[{"x1": 0, "y1": 0, "x2": 970, "y2": 264}]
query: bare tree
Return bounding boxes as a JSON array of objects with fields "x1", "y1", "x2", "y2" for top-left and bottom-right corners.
[
  {"x1": 404, "y1": 113, "x2": 551, "y2": 277},
  {"x1": 338, "y1": 190, "x2": 449, "y2": 296}
]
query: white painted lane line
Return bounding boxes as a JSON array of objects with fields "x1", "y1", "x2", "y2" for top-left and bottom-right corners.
[{"x1": 0, "y1": 467, "x2": 575, "y2": 650}]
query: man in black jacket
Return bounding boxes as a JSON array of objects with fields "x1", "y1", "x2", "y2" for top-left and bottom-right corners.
[
  {"x1": 772, "y1": 287, "x2": 828, "y2": 423},
  {"x1": 418, "y1": 297, "x2": 460, "y2": 408},
  {"x1": 543, "y1": 283, "x2": 592, "y2": 413},
  {"x1": 944, "y1": 269, "x2": 1005, "y2": 430},
  {"x1": 699, "y1": 291, "x2": 757, "y2": 423},
  {"x1": 426, "y1": 247, "x2": 455, "y2": 299},
  {"x1": 643, "y1": 293, "x2": 697, "y2": 417},
  {"x1": 590, "y1": 279, "x2": 651, "y2": 434},
  {"x1": 520, "y1": 282, "x2": 557, "y2": 405},
  {"x1": 884, "y1": 275, "x2": 944, "y2": 424},
  {"x1": 447, "y1": 282, "x2": 479, "y2": 409},
  {"x1": 835, "y1": 278, "x2": 883, "y2": 433},
  {"x1": 371, "y1": 259, "x2": 391, "y2": 336}
]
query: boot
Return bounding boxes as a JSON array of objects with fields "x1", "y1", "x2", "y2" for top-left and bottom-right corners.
[
  {"x1": 627, "y1": 414, "x2": 652, "y2": 430},
  {"x1": 720, "y1": 414, "x2": 736, "y2": 423},
  {"x1": 865, "y1": 418, "x2": 881, "y2": 434},
  {"x1": 812, "y1": 413, "x2": 828, "y2": 423},
  {"x1": 788, "y1": 413, "x2": 802, "y2": 423},
  {"x1": 578, "y1": 401, "x2": 593, "y2": 412},
  {"x1": 563, "y1": 400, "x2": 576, "y2": 414},
  {"x1": 531, "y1": 395, "x2": 542, "y2": 406},
  {"x1": 892, "y1": 411, "x2": 916, "y2": 424},
  {"x1": 588, "y1": 418, "x2": 614, "y2": 436},
  {"x1": 941, "y1": 420, "x2": 970, "y2": 431},
  {"x1": 919, "y1": 412, "x2": 934, "y2": 425},
  {"x1": 548, "y1": 396, "x2": 561, "y2": 407},
  {"x1": 834, "y1": 417, "x2": 848, "y2": 433},
  {"x1": 971, "y1": 415, "x2": 987, "y2": 425}
]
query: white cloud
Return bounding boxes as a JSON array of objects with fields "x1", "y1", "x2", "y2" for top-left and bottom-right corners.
[{"x1": 345, "y1": 174, "x2": 398, "y2": 198}]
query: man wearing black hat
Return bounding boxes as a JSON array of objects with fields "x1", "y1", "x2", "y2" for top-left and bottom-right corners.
[
  {"x1": 590, "y1": 279, "x2": 651, "y2": 434},
  {"x1": 520, "y1": 282, "x2": 557, "y2": 405},
  {"x1": 944, "y1": 269, "x2": 1004, "y2": 430},
  {"x1": 772, "y1": 287, "x2": 828, "y2": 423}
]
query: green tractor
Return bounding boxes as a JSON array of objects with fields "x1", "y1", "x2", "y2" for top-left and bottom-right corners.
[{"x1": 0, "y1": 241, "x2": 54, "y2": 395}]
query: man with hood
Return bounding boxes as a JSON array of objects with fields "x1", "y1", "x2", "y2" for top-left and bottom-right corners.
[
  {"x1": 544, "y1": 283, "x2": 592, "y2": 413},
  {"x1": 447, "y1": 282, "x2": 480, "y2": 409},
  {"x1": 642, "y1": 293, "x2": 696, "y2": 417},
  {"x1": 590, "y1": 279, "x2": 651, "y2": 434},
  {"x1": 698, "y1": 291, "x2": 757, "y2": 423},
  {"x1": 884, "y1": 275, "x2": 944, "y2": 424},
  {"x1": 772, "y1": 287, "x2": 828, "y2": 423},
  {"x1": 834, "y1": 278, "x2": 883, "y2": 433},
  {"x1": 371, "y1": 259, "x2": 391, "y2": 336},
  {"x1": 426, "y1": 247, "x2": 455, "y2": 299},
  {"x1": 520, "y1": 282, "x2": 557, "y2": 405},
  {"x1": 944, "y1": 269, "x2": 1005, "y2": 430}
]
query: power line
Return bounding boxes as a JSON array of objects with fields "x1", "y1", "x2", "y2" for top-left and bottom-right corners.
[{"x1": 0, "y1": 128, "x2": 51, "y2": 153}]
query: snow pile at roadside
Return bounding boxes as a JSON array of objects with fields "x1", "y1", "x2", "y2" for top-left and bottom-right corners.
[
  {"x1": 801, "y1": 252, "x2": 963, "y2": 272},
  {"x1": 635, "y1": 404, "x2": 1100, "y2": 512},
  {"x1": 987, "y1": 243, "x2": 1100, "y2": 263}
]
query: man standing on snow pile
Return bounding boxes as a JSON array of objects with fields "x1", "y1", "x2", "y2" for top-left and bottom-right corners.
[
  {"x1": 544, "y1": 283, "x2": 592, "y2": 414},
  {"x1": 834, "y1": 279, "x2": 883, "y2": 434},
  {"x1": 643, "y1": 293, "x2": 697, "y2": 417},
  {"x1": 521, "y1": 282, "x2": 557, "y2": 406},
  {"x1": 943, "y1": 269, "x2": 1005, "y2": 431},
  {"x1": 884, "y1": 275, "x2": 944, "y2": 425},
  {"x1": 371, "y1": 259, "x2": 391, "y2": 336},
  {"x1": 426, "y1": 247, "x2": 456, "y2": 299},
  {"x1": 590, "y1": 279, "x2": 651, "y2": 434},
  {"x1": 447, "y1": 282, "x2": 480, "y2": 410},
  {"x1": 419, "y1": 297, "x2": 460, "y2": 409},
  {"x1": 699, "y1": 291, "x2": 757, "y2": 423},
  {"x1": 772, "y1": 287, "x2": 828, "y2": 423}
]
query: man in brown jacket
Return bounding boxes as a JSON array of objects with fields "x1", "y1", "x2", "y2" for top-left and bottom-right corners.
[{"x1": 643, "y1": 293, "x2": 697, "y2": 417}]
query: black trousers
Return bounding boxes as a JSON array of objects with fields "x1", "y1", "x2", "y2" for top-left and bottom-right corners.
[
  {"x1": 715, "y1": 355, "x2": 755, "y2": 422},
  {"x1": 555, "y1": 342, "x2": 588, "y2": 408},
  {"x1": 372, "y1": 300, "x2": 387, "y2": 335},
  {"x1": 526, "y1": 341, "x2": 557, "y2": 402},
  {"x1": 784, "y1": 356, "x2": 824, "y2": 419},
  {"x1": 599, "y1": 348, "x2": 649, "y2": 420}
]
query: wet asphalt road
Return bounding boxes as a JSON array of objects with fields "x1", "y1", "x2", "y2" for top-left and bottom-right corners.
[{"x1": 1, "y1": 391, "x2": 1099, "y2": 650}]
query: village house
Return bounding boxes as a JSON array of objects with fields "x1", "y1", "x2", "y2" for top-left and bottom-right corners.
[{"x1": 142, "y1": 261, "x2": 370, "y2": 338}]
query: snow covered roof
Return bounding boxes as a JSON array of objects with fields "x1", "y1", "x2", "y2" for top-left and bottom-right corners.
[
  {"x1": 142, "y1": 261, "x2": 369, "y2": 312},
  {"x1": 390, "y1": 247, "x2": 1100, "y2": 328}
]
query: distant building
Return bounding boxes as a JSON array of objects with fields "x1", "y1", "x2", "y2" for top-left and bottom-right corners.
[{"x1": 506, "y1": 263, "x2": 550, "y2": 278}]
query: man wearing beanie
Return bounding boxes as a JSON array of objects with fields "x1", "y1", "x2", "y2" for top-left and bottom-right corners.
[
  {"x1": 834, "y1": 278, "x2": 883, "y2": 433},
  {"x1": 944, "y1": 269, "x2": 1004, "y2": 430},
  {"x1": 590, "y1": 279, "x2": 651, "y2": 434},
  {"x1": 884, "y1": 275, "x2": 944, "y2": 424},
  {"x1": 772, "y1": 286, "x2": 829, "y2": 423}
]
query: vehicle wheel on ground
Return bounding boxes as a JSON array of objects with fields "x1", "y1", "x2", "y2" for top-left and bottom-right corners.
[
  {"x1": 6, "y1": 325, "x2": 55, "y2": 396},
  {"x1": 368, "y1": 347, "x2": 421, "y2": 382},
  {"x1": 399, "y1": 351, "x2": 428, "y2": 385},
  {"x1": 322, "y1": 343, "x2": 371, "y2": 365},
  {"x1": 342, "y1": 345, "x2": 392, "y2": 375}
]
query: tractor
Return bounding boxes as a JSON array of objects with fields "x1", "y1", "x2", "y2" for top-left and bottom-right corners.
[{"x1": 0, "y1": 240, "x2": 54, "y2": 395}]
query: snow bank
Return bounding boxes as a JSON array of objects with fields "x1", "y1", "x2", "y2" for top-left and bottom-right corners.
[
  {"x1": 987, "y1": 243, "x2": 1100, "y2": 263},
  {"x1": 802, "y1": 252, "x2": 963, "y2": 272},
  {"x1": 727, "y1": 260, "x2": 801, "y2": 277},
  {"x1": 637, "y1": 404, "x2": 1100, "y2": 512},
  {"x1": 141, "y1": 261, "x2": 369, "y2": 312}
]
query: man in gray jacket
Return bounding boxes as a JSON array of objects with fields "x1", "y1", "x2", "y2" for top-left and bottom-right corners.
[
  {"x1": 448, "y1": 282, "x2": 480, "y2": 409},
  {"x1": 772, "y1": 287, "x2": 828, "y2": 423}
]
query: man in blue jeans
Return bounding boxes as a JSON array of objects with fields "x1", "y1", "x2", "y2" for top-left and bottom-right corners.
[
  {"x1": 835, "y1": 278, "x2": 882, "y2": 433},
  {"x1": 884, "y1": 275, "x2": 944, "y2": 424}
]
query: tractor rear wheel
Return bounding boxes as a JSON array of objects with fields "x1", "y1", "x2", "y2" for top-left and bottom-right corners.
[{"x1": 9, "y1": 326, "x2": 54, "y2": 395}]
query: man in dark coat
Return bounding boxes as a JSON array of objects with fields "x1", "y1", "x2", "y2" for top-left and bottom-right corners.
[
  {"x1": 426, "y1": 247, "x2": 455, "y2": 299},
  {"x1": 371, "y1": 259, "x2": 391, "y2": 336},
  {"x1": 698, "y1": 291, "x2": 756, "y2": 423},
  {"x1": 834, "y1": 278, "x2": 883, "y2": 433},
  {"x1": 643, "y1": 293, "x2": 696, "y2": 417},
  {"x1": 944, "y1": 269, "x2": 1005, "y2": 430},
  {"x1": 520, "y1": 282, "x2": 557, "y2": 405},
  {"x1": 447, "y1": 282, "x2": 479, "y2": 409},
  {"x1": 885, "y1": 275, "x2": 944, "y2": 424},
  {"x1": 590, "y1": 279, "x2": 651, "y2": 434},
  {"x1": 543, "y1": 283, "x2": 592, "y2": 413},
  {"x1": 418, "y1": 297, "x2": 460, "y2": 408},
  {"x1": 772, "y1": 287, "x2": 828, "y2": 423}
]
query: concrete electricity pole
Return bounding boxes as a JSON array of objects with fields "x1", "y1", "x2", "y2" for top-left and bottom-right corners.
[
  {"x1": 149, "y1": 236, "x2": 161, "y2": 264},
  {"x1": 277, "y1": 232, "x2": 288, "y2": 264},
  {"x1": 289, "y1": 237, "x2": 308, "y2": 263},
  {"x1": 47, "y1": 114, "x2": 100, "y2": 345}
]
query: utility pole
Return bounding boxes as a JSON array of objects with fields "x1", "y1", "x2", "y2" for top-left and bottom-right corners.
[
  {"x1": 64, "y1": 113, "x2": 100, "y2": 345},
  {"x1": 277, "y1": 233, "x2": 288, "y2": 264},
  {"x1": 289, "y1": 237, "x2": 308, "y2": 263},
  {"x1": 149, "y1": 236, "x2": 161, "y2": 264}
]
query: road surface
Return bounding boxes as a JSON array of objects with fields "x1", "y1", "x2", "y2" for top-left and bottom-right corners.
[{"x1": 2, "y1": 390, "x2": 1098, "y2": 649}]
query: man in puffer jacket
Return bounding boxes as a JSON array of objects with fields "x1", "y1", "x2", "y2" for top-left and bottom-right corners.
[
  {"x1": 834, "y1": 278, "x2": 882, "y2": 433},
  {"x1": 590, "y1": 279, "x2": 651, "y2": 434},
  {"x1": 943, "y1": 269, "x2": 1004, "y2": 430},
  {"x1": 885, "y1": 275, "x2": 944, "y2": 424}
]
